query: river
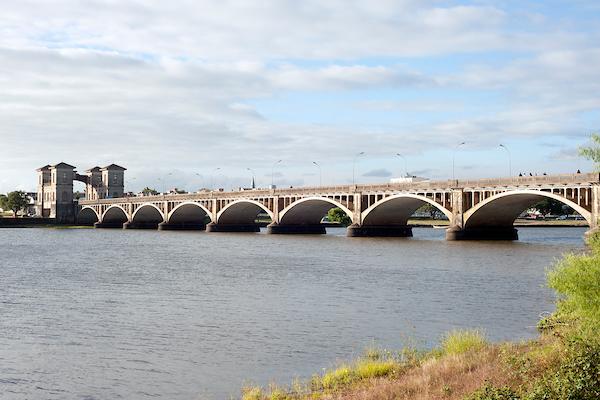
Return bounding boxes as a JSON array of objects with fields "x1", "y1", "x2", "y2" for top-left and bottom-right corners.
[{"x1": 0, "y1": 227, "x2": 586, "y2": 399}]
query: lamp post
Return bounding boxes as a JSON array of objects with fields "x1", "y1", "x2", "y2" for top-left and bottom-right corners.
[
  {"x1": 195, "y1": 173, "x2": 203, "y2": 191},
  {"x1": 352, "y1": 151, "x2": 365, "y2": 185},
  {"x1": 210, "y1": 167, "x2": 221, "y2": 190},
  {"x1": 155, "y1": 177, "x2": 162, "y2": 195},
  {"x1": 499, "y1": 144, "x2": 512, "y2": 177},
  {"x1": 163, "y1": 172, "x2": 172, "y2": 194},
  {"x1": 271, "y1": 160, "x2": 282, "y2": 187},
  {"x1": 125, "y1": 177, "x2": 136, "y2": 196},
  {"x1": 246, "y1": 167, "x2": 256, "y2": 189},
  {"x1": 452, "y1": 142, "x2": 466, "y2": 180},
  {"x1": 312, "y1": 161, "x2": 322, "y2": 186},
  {"x1": 396, "y1": 153, "x2": 408, "y2": 177}
]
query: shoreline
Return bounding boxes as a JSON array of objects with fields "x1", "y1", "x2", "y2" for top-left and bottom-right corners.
[{"x1": 239, "y1": 233, "x2": 600, "y2": 400}]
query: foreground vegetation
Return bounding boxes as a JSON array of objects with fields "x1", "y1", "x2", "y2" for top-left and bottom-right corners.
[{"x1": 241, "y1": 233, "x2": 600, "y2": 400}]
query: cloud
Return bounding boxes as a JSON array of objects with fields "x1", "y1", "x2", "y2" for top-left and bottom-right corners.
[
  {"x1": 0, "y1": 1, "x2": 517, "y2": 60},
  {"x1": 363, "y1": 168, "x2": 392, "y2": 177},
  {"x1": 0, "y1": 1, "x2": 598, "y2": 192}
]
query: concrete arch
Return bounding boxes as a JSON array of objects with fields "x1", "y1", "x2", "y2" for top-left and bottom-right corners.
[
  {"x1": 77, "y1": 206, "x2": 100, "y2": 224},
  {"x1": 131, "y1": 203, "x2": 166, "y2": 225},
  {"x1": 167, "y1": 202, "x2": 213, "y2": 224},
  {"x1": 279, "y1": 197, "x2": 354, "y2": 225},
  {"x1": 101, "y1": 205, "x2": 130, "y2": 224},
  {"x1": 361, "y1": 193, "x2": 452, "y2": 225},
  {"x1": 216, "y1": 199, "x2": 273, "y2": 225},
  {"x1": 463, "y1": 190, "x2": 592, "y2": 228}
]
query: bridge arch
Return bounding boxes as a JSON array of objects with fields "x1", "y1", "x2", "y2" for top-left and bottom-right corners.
[
  {"x1": 463, "y1": 190, "x2": 592, "y2": 228},
  {"x1": 101, "y1": 205, "x2": 130, "y2": 225},
  {"x1": 279, "y1": 197, "x2": 354, "y2": 225},
  {"x1": 77, "y1": 206, "x2": 100, "y2": 225},
  {"x1": 131, "y1": 203, "x2": 166, "y2": 228},
  {"x1": 361, "y1": 193, "x2": 452, "y2": 225},
  {"x1": 216, "y1": 199, "x2": 273, "y2": 225},
  {"x1": 167, "y1": 202, "x2": 213, "y2": 224}
]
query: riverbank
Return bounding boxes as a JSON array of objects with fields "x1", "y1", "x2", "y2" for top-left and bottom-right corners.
[{"x1": 241, "y1": 234, "x2": 600, "y2": 400}]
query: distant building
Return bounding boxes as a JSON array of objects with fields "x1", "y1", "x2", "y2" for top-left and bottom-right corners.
[{"x1": 390, "y1": 175, "x2": 430, "y2": 184}]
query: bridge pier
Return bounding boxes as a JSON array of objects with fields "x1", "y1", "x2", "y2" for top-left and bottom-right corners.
[
  {"x1": 346, "y1": 224, "x2": 413, "y2": 237},
  {"x1": 266, "y1": 223, "x2": 326, "y2": 234},
  {"x1": 122, "y1": 221, "x2": 161, "y2": 229},
  {"x1": 157, "y1": 222, "x2": 206, "y2": 231},
  {"x1": 205, "y1": 222, "x2": 260, "y2": 233},
  {"x1": 94, "y1": 221, "x2": 125, "y2": 228},
  {"x1": 445, "y1": 226, "x2": 518, "y2": 241}
]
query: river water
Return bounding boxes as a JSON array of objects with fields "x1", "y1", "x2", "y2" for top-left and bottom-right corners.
[{"x1": 0, "y1": 227, "x2": 586, "y2": 399}]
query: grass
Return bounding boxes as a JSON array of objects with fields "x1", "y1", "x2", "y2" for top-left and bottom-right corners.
[
  {"x1": 238, "y1": 232, "x2": 600, "y2": 400},
  {"x1": 439, "y1": 330, "x2": 487, "y2": 356}
]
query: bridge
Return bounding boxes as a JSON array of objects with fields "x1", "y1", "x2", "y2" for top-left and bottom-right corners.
[{"x1": 77, "y1": 172, "x2": 600, "y2": 240}]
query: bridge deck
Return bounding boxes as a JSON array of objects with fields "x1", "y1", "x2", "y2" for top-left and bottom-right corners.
[{"x1": 79, "y1": 172, "x2": 598, "y2": 205}]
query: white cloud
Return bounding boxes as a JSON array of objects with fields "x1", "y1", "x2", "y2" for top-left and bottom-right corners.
[{"x1": 0, "y1": 1, "x2": 598, "y2": 191}]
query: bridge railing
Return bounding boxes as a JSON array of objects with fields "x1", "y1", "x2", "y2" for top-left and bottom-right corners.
[{"x1": 78, "y1": 172, "x2": 599, "y2": 205}]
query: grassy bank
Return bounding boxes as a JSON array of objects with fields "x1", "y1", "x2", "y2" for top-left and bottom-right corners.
[{"x1": 241, "y1": 234, "x2": 600, "y2": 400}]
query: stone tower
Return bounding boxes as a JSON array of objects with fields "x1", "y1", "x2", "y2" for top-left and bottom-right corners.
[
  {"x1": 100, "y1": 164, "x2": 126, "y2": 199},
  {"x1": 36, "y1": 162, "x2": 76, "y2": 222},
  {"x1": 84, "y1": 164, "x2": 126, "y2": 199}
]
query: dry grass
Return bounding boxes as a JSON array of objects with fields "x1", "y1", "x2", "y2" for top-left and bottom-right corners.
[
  {"x1": 319, "y1": 344, "x2": 537, "y2": 400},
  {"x1": 241, "y1": 334, "x2": 567, "y2": 400}
]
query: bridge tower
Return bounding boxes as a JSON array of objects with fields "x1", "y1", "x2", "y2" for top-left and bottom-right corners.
[{"x1": 36, "y1": 162, "x2": 76, "y2": 222}]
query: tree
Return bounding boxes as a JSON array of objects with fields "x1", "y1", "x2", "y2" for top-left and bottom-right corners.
[
  {"x1": 0, "y1": 191, "x2": 29, "y2": 217},
  {"x1": 533, "y1": 198, "x2": 572, "y2": 216},
  {"x1": 579, "y1": 132, "x2": 600, "y2": 170},
  {"x1": 141, "y1": 187, "x2": 159, "y2": 196},
  {"x1": 0, "y1": 194, "x2": 7, "y2": 214},
  {"x1": 415, "y1": 204, "x2": 445, "y2": 220},
  {"x1": 327, "y1": 207, "x2": 352, "y2": 226}
]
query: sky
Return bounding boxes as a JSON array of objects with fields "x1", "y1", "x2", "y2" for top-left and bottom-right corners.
[{"x1": 1, "y1": 0, "x2": 599, "y2": 193}]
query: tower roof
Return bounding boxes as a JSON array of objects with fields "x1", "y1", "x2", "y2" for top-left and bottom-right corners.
[
  {"x1": 50, "y1": 162, "x2": 76, "y2": 169},
  {"x1": 85, "y1": 166, "x2": 102, "y2": 173},
  {"x1": 36, "y1": 164, "x2": 51, "y2": 171},
  {"x1": 100, "y1": 164, "x2": 127, "y2": 171}
]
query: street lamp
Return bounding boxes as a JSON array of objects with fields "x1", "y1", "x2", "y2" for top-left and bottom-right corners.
[
  {"x1": 499, "y1": 144, "x2": 512, "y2": 177},
  {"x1": 210, "y1": 167, "x2": 221, "y2": 190},
  {"x1": 271, "y1": 159, "x2": 282, "y2": 187},
  {"x1": 155, "y1": 177, "x2": 162, "y2": 194},
  {"x1": 452, "y1": 142, "x2": 466, "y2": 180},
  {"x1": 246, "y1": 167, "x2": 256, "y2": 189},
  {"x1": 352, "y1": 151, "x2": 365, "y2": 185},
  {"x1": 163, "y1": 172, "x2": 172, "y2": 194},
  {"x1": 125, "y1": 177, "x2": 136, "y2": 193},
  {"x1": 195, "y1": 173, "x2": 203, "y2": 191},
  {"x1": 396, "y1": 153, "x2": 408, "y2": 177},
  {"x1": 312, "y1": 161, "x2": 322, "y2": 186}
]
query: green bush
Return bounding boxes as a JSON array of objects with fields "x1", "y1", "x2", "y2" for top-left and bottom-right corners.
[
  {"x1": 464, "y1": 383, "x2": 519, "y2": 400},
  {"x1": 547, "y1": 248, "x2": 600, "y2": 338},
  {"x1": 527, "y1": 341, "x2": 600, "y2": 400}
]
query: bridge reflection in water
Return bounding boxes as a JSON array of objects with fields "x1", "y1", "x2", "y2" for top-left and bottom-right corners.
[{"x1": 77, "y1": 173, "x2": 600, "y2": 240}]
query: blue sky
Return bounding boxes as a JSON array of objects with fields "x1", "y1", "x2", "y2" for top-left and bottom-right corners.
[{"x1": 0, "y1": 1, "x2": 598, "y2": 192}]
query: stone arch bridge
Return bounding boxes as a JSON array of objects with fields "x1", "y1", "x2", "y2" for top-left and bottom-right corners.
[{"x1": 78, "y1": 173, "x2": 600, "y2": 240}]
